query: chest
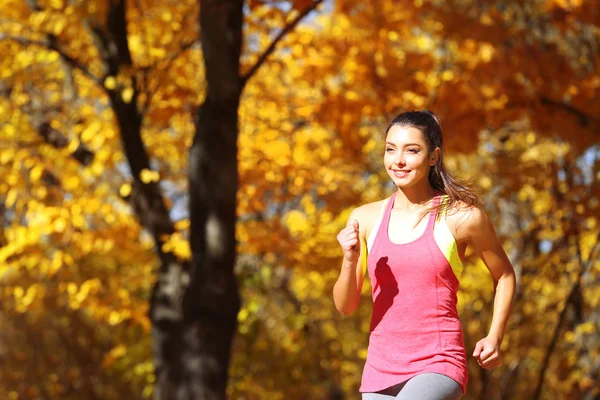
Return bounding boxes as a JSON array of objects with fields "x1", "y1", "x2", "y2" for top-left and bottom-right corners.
[
  {"x1": 386, "y1": 209, "x2": 431, "y2": 245},
  {"x1": 366, "y1": 208, "x2": 468, "y2": 262}
]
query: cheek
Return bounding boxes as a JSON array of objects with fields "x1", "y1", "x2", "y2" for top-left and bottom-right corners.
[{"x1": 406, "y1": 154, "x2": 426, "y2": 166}]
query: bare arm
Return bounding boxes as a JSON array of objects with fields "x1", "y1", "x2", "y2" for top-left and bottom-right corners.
[
  {"x1": 465, "y1": 208, "x2": 516, "y2": 369},
  {"x1": 333, "y1": 209, "x2": 368, "y2": 316}
]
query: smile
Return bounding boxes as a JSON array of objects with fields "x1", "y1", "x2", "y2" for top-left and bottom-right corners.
[{"x1": 392, "y1": 170, "x2": 411, "y2": 178}]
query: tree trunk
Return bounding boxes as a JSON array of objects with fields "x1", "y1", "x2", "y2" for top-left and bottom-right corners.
[
  {"x1": 153, "y1": 0, "x2": 243, "y2": 398},
  {"x1": 99, "y1": 0, "x2": 243, "y2": 397}
]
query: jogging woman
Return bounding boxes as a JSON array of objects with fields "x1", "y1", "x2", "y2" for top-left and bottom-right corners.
[{"x1": 333, "y1": 110, "x2": 516, "y2": 399}]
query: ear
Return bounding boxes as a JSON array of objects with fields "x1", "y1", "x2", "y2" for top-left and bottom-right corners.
[{"x1": 429, "y1": 147, "x2": 440, "y2": 166}]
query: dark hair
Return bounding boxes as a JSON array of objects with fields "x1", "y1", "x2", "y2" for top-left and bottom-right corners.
[{"x1": 384, "y1": 110, "x2": 480, "y2": 219}]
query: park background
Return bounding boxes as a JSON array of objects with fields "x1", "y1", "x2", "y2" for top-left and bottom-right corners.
[{"x1": 0, "y1": 0, "x2": 599, "y2": 399}]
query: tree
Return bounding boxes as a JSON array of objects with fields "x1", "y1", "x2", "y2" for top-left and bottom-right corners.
[
  {"x1": 0, "y1": 0, "x2": 325, "y2": 398},
  {"x1": 1, "y1": 0, "x2": 599, "y2": 399}
]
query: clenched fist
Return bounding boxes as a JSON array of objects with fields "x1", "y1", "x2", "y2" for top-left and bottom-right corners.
[
  {"x1": 337, "y1": 219, "x2": 360, "y2": 263},
  {"x1": 473, "y1": 336, "x2": 501, "y2": 370}
]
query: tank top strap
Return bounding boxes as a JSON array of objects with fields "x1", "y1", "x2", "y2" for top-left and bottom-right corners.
[
  {"x1": 426, "y1": 194, "x2": 442, "y2": 231},
  {"x1": 380, "y1": 191, "x2": 397, "y2": 228},
  {"x1": 371, "y1": 191, "x2": 397, "y2": 247}
]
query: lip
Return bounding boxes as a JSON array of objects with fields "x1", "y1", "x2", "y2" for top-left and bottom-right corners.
[{"x1": 391, "y1": 169, "x2": 411, "y2": 178}]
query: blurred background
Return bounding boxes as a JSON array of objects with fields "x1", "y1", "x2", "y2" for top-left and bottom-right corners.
[{"x1": 0, "y1": 0, "x2": 599, "y2": 399}]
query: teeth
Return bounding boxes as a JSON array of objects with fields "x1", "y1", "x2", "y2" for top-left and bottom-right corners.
[{"x1": 393, "y1": 170, "x2": 410, "y2": 177}]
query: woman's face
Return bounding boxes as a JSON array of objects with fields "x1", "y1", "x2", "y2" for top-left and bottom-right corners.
[{"x1": 384, "y1": 124, "x2": 438, "y2": 188}]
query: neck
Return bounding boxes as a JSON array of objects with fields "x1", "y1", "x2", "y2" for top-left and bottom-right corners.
[{"x1": 393, "y1": 184, "x2": 437, "y2": 211}]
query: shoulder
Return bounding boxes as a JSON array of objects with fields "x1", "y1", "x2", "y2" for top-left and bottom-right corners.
[
  {"x1": 348, "y1": 198, "x2": 389, "y2": 236},
  {"x1": 349, "y1": 199, "x2": 387, "y2": 223},
  {"x1": 444, "y1": 200, "x2": 493, "y2": 243}
]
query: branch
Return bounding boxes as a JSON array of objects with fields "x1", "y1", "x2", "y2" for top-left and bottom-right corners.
[
  {"x1": 100, "y1": 0, "x2": 175, "y2": 252},
  {"x1": 540, "y1": 97, "x2": 600, "y2": 134},
  {"x1": 107, "y1": 0, "x2": 133, "y2": 67},
  {"x1": 583, "y1": 231, "x2": 600, "y2": 271},
  {"x1": 533, "y1": 230, "x2": 600, "y2": 400},
  {"x1": 532, "y1": 279, "x2": 580, "y2": 400},
  {"x1": 140, "y1": 39, "x2": 198, "y2": 115},
  {"x1": 38, "y1": 122, "x2": 95, "y2": 166},
  {"x1": 240, "y1": 0, "x2": 324, "y2": 86},
  {"x1": 142, "y1": 39, "x2": 198, "y2": 72},
  {"x1": 0, "y1": 33, "x2": 101, "y2": 85},
  {"x1": 86, "y1": 20, "x2": 120, "y2": 77}
]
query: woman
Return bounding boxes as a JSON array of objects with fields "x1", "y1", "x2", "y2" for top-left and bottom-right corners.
[{"x1": 333, "y1": 110, "x2": 516, "y2": 399}]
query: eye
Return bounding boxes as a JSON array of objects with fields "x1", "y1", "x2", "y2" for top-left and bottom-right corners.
[
  {"x1": 407, "y1": 148, "x2": 419, "y2": 153},
  {"x1": 386, "y1": 148, "x2": 395, "y2": 152}
]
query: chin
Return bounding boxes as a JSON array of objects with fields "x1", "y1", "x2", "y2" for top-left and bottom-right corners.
[{"x1": 390, "y1": 178, "x2": 413, "y2": 187}]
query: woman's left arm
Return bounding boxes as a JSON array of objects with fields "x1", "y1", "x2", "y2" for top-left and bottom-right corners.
[{"x1": 465, "y1": 207, "x2": 517, "y2": 370}]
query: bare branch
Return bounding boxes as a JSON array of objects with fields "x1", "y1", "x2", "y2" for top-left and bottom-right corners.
[{"x1": 241, "y1": 0, "x2": 324, "y2": 86}]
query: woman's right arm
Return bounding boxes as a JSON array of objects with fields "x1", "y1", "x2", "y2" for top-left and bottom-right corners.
[{"x1": 333, "y1": 209, "x2": 367, "y2": 316}]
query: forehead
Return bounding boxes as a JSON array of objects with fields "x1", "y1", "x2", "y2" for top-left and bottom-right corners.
[{"x1": 386, "y1": 125, "x2": 426, "y2": 144}]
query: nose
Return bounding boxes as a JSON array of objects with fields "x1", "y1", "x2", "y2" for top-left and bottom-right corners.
[{"x1": 393, "y1": 153, "x2": 405, "y2": 167}]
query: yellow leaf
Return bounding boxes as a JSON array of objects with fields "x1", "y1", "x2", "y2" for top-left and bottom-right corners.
[
  {"x1": 122, "y1": 87, "x2": 134, "y2": 103},
  {"x1": 63, "y1": 176, "x2": 80, "y2": 191},
  {"x1": 0, "y1": 148, "x2": 14, "y2": 164},
  {"x1": 119, "y1": 182, "x2": 132, "y2": 197},
  {"x1": 149, "y1": 47, "x2": 166, "y2": 58},
  {"x1": 109, "y1": 311, "x2": 122, "y2": 325},
  {"x1": 104, "y1": 76, "x2": 117, "y2": 90},
  {"x1": 66, "y1": 138, "x2": 81, "y2": 154},
  {"x1": 357, "y1": 348, "x2": 368, "y2": 359},
  {"x1": 14, "y1": 286, "x2": 24, "y2": 298},
  {"x1": 345, "y1": 91, "x2": 360, "y2": 101},
  {"x1": 140, "y1": 169, "x2": 160, "y2": 183},
  {"x1": 103, "y1": 345, "x2": 127, "y2": 368},
  {"x1": 479, "y1": 43, "x2": 495, "y2": 62},
  {"x1": 578, "y1": 322, "x2": 595, "y2": 334},
  {"x1": 53, "y1": 217, "x2": 67, "y2": 233},
  {"x1": 173, "y1": 240, "x2": 191, "y2": 261},
  {"x1": 33, "y1": 186, "x2": 47, "y2": 199},
  {"x1": 30, "y1": 165, "x2": 43, "y2": 182},
  {"x1": 174, "y1": 219, "x2": 190, "y2": 230},
  {"x1": 238, "y1": 308, "x2": 249, "y2": 322},
  {"x1": 285, "y1": 210, "x2": 309, "y2": 236},
  {"x1": 479, "y1": 176, "x2": 492, "y2": 189},
  {"x1": 565, "y1": 330, "x2": 576, "y2": 343},
  {"x1": 49, "y1": 251, "x2": 63, "y2": 276},
  {"x1": 5, "y1": 189, "x2": 17, "y2": 208},
  {"x1": 67, "y1": 283, "x2": 77, "y2": 295}
]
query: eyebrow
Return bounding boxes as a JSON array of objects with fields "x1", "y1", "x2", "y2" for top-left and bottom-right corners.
[{"x1": 385, "y1": 142, "x2": 423, "y2": 147}]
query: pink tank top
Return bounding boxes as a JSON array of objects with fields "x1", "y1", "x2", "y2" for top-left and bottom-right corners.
[{"x1": 360, "y1": 192, "x2": 468, "y2": 394}]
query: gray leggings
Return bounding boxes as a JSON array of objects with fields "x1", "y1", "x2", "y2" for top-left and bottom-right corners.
[{"x1": 361, "y1": 373, "x2": 463, "y2": 400}]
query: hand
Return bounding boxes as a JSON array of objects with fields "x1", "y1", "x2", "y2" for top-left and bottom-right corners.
[
  {"x1": 337, "y1": 219, "x2": 360, "y2": 263},
  {"x1": 473, "y1": 336, "x2": 501, "y2": 370}
]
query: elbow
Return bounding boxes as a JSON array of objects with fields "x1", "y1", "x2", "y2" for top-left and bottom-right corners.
[
  {"x1": 337, "y1": 305, "x2": 355, "y2": 316},
  {"x1": 340, "y1": 307, "x2": 357, "y2": 317},
  {"x1": 336, "y1": 305, "x2": 357, "y2": 317},
  {"x1": 333, "y1": 294, "x2": 359, "y2": 316},
  {"x1": 495, "y1": 265, "x2": 516, "y2": 284},
  {"x1": 502, "y1": 268, "x2": 517, "y2": 284}
]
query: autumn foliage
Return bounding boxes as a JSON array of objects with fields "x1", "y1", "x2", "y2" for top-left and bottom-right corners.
[{"x1": 1, "y1": 0, "x2": 599, "y2": 399}]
